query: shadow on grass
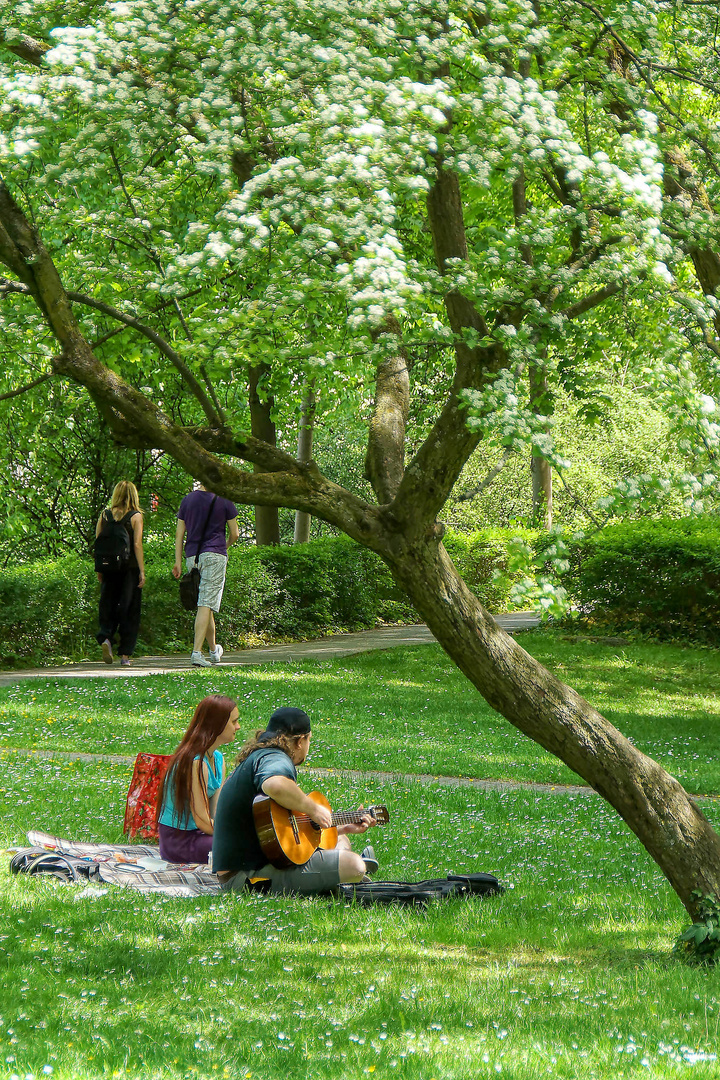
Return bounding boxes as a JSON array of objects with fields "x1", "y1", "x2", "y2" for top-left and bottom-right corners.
[{"x1": 0, "y1": 878, "x2": 703, "y2": 1080}]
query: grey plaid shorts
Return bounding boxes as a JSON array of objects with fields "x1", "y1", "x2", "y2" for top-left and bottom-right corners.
[
  {"x1": 219, "y1": 847, "x2": 342, "y2": 896},
  {"x1": 187, "y1": 552, "x2": 227, "y2": 612}
]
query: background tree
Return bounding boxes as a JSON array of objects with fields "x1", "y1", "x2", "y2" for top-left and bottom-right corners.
[
  {"x1": 3, "y1": 0, "x2": 720, "y2": 917},
  {"x1": 294, "y1": 377, "x2": 317, "y2": 544}
]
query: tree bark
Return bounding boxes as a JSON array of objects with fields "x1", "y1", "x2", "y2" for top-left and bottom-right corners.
[
  {"x1": 512, "y1": 154, "x2": 553, "y2": 530},
  {"x1": 529, "y1": 364, "x2": 553, "y2": 529},
  {"x1": 601, "y1": 45, "x2": 720, "y2": 340},
  {"x1": 531, "y1": 453, "x2": 553, "y2": 529},
  {"x1": 382, "y1": 529, "x2": 720, "y2": 917},
  {"x1": 248, "y1": 362, "x2": 280, "y2": 546},
  {"x1": 392, "y1": 160, "x2": 505, "y2": 534},
  {"x1": 293, "y1": 378, "x2": 317, "y2": 543},
  {"x1": 1, "y1": 31, "x2": 50, "y2": 68},
  {"x1": 663, "y1": 148, "x2": 720, "y2": 337},
  {"x1": 365, "y1": 316, "x2": 410, "y2": 504}
]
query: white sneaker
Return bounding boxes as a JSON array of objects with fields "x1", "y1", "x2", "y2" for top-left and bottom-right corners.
[
  {"x1": 209, "y1": 644, "x2": 223, "y2": 664},
  {"x1": 191, "y1": 651, "x2": 211, "y2": 667}
]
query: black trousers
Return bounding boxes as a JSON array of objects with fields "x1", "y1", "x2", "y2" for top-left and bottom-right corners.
[{"x1": 96, "y1": 568, "x2": 142, "y2": 656}]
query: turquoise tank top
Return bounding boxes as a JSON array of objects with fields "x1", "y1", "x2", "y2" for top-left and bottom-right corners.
[{"x1": 158, "y1": 749, "x2": 223, "y2": 830}]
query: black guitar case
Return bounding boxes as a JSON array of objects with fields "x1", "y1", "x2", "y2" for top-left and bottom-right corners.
[{"x1": 337, "y1": 872, "x2": 504, "y2": 906}]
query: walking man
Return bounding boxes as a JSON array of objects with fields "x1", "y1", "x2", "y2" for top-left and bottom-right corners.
[{"x1": 172, "y1": 482, "x2": 240, "y2": 667}]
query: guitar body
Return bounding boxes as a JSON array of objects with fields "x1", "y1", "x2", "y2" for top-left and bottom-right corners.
[
  {"x1": 252, "y1": 791, "x2": 390, "y2": 869},
  {"x1": 252, "y1": 791, "x2": 335, "y2": 868}
]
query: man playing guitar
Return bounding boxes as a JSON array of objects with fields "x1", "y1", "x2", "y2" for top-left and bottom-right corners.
[{"x1": 213, "y1": 707, "x2": 378, "y2": 894}]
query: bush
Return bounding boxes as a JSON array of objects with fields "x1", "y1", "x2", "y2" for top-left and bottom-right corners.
[
  {"x1": 443, "y1": 527, "x2": 540, "y2": 610},
  {"x1": 0, "y1": 530, "x2": 536, "y2": 665},
  {"x1": 565, "y1": 516, "x2": 720, "y2": 642},
  {"x1": 0, "y1": 537, "x2": 420, "y2": 663},
  {"x1": 0, "y1": 555, "x2": 97, "y2": 664}
]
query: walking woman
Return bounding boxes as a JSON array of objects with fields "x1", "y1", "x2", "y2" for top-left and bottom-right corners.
[
  {"x1": 95, "y1": 480, "x2": 145, "y2": 666},
  {"x1": 157, "y1": 695, "x2": 240, "y2": 865}
]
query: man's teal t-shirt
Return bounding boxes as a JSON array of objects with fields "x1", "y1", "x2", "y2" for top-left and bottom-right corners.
[
  {"x1": 211, "y1": 747, "x2": 296, "y2": 872},
  {"x1": 158, "y1": 749, "x2": 223, "y2": 830}
]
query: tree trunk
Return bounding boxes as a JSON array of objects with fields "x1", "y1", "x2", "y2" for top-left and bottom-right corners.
[
  {"x1": 529, "y1": 364, "x2": 553, "y2": 529},
  {"x1": 663, "y1": 147, "x2": 720, "y2": 338},
  {"x1": 364, "y1": 316, "x2": 410, "y2": 504},
  {"x1": 531, "y1": 455, "x2": 553, "y2": 528},
  {"x1": 293, "y1": 379, "x2": 316, "y2": 544},
  {"x1": 381, "y1": 528, "x2": 720, "y2": 917},
  {"x1": 248, "y1": 362, "x2": 280, "y2": 546}
]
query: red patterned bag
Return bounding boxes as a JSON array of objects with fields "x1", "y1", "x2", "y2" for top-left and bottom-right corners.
[{"x1": 123, "y1": 753, "x2": 172, "y2": 839}]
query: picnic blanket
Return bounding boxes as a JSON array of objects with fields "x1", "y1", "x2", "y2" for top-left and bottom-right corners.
[
  {"x1": 14, "y1": 833, "x2": 504, "y2": 905},
  {"x1": 23, "y1": 830, "x2": 221, "y2": 897}
]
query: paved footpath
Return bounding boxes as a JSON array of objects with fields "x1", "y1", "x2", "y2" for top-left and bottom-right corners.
[
  {"x1": 3, "y1": 611, "x2": 716, "y2": 802},
  {"x1": 0, "y1": 612, "x2": 540, "y2": 686}
]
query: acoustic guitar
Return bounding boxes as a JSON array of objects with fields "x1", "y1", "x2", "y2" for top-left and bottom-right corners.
[{"x1": 252, "y1": 790, "x2": 390, "y2": 868}]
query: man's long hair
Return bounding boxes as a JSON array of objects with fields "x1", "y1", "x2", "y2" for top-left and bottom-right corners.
[
  {"x1": 234, "y1": 730, "x2": 298, "y2": 766},
  {"x1": 157, "y1": 695, "x2": 237, "y2": 827}
]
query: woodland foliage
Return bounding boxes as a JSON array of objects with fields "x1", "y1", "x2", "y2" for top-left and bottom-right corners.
[
  {"x1": 4, "y1": 0, "x2": 720, "y2": 916},
  {"x1": 0, "y1": 0, "x2": 719, "y2": 509}
]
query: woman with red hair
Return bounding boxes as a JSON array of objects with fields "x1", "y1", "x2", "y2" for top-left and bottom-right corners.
[{"x1": 157, "y1": 695, "x2": 239, "y2": 864}]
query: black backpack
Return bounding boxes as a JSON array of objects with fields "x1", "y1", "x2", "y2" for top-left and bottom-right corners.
[
  {"x1": 10, "y1": 848, "x2": 101, "y2": 882},
  {"x1": 93, "y1": 510, "x2": 132, "y2": 573}
]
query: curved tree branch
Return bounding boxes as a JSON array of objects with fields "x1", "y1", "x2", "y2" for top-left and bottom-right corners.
[
  {"x1": 0, "y1": 371, "x2": 53, "y2": 401},
  {"x1": 1, "y1": 31, "x2": 50, "y2": 67},
  {"x1": 456, "y1": 448, "x2": 515, "y2": 503},
  {"x1": 561, "y1": 282, "x2": 622, "y2": 320},
  {"x1": 0, "y1": 275, "x2": 221, "y2": 425},
  {"x1": 0, "y1": 180, "x2": 385, "y2": 548},
  {"x1": 555, "y1": 468, "x2": 607, "y2": 530}
]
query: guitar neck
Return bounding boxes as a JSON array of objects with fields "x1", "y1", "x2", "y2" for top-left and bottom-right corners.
[{"x1": 330, "y1": 810, "x2": 372, "y2": 826}]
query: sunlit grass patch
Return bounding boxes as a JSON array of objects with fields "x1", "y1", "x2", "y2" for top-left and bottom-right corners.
[{"x1": 2, "y1": 632, "x2": 720, "y2": 792}]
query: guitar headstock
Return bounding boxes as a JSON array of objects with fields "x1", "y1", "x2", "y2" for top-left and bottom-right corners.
[{"x1": 367, "y1": 805, "x2": 390, "y2": 825}]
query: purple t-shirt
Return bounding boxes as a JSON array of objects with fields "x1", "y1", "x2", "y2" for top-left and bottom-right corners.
[{"x1": 178, "y1": 490, "x2": 238, "y2": 557}]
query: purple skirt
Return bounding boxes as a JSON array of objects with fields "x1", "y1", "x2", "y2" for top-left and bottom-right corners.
[{"x1": 158, "y1": 823, "x2": 213, "y2": 865}]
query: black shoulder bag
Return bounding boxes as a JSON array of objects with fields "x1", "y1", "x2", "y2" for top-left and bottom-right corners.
[{"x1": 178, "y1": 495, "x2": 218, "y2": 610}]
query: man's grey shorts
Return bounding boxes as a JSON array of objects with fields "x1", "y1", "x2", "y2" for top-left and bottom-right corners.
[
  {"x1": 186, "y1": 552, "x2": 227, "y2": 612},
  {"x1": 219, "y1": 847, "x2": 342, "y2": 896}
]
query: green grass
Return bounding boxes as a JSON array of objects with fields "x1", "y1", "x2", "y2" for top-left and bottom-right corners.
[
  {"x1": 3, "y1": 634, "x2": 720, "y2": 1078},
  {"x1": 2, "y1": 631, "x2": 720, "y2": 793},
  {"x1": 2, "y1": 755, "x2": 720, "y2": 1079}
]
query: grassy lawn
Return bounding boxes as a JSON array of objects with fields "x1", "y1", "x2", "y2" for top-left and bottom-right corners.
[
  {"x1": 1, "y1": 631, "x2": 720, "y2": 793},
  {"x1": 2, "y1": 753, "x2": 720, "y2": 1079},
  {"x1": 2, "y1": 635, "x2": 720, "y2": 1077}
]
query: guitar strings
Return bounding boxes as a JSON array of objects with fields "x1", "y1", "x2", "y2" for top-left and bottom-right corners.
[{"x1": 290, "y1": 810, "x2": 383, "y2": 824}]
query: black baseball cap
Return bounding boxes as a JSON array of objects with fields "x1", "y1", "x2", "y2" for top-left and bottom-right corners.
[{"x1": 258, "y1": 707, "x2": 312, "y2": 741}]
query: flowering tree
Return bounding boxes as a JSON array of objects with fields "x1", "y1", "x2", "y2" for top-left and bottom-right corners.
[{"x1": 3, "y1": 0, "x2": 720, "y2": 916}]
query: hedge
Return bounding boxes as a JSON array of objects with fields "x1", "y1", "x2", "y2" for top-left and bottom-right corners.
[
  {"x1": 0, "y1": 529, "x2": 535, "y2": 666},
  {"x1": 6, "y1": 519, "x2": 718, "y2": 664},
  {"x1": 564, "y1": 516, "x2": 720, "y2": 642}
]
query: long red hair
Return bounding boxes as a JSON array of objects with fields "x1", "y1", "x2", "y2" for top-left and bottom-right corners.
[{"x1": 158, "y1": 695, "x2": 237, "y2": 827}]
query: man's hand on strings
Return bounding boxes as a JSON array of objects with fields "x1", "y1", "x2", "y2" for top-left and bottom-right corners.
[
  {"x1": 337, "y1": 806, "x2": 377, "y2": 836},
  {"x1": 306, "y1": 798, "x2": 333, "y2": 831}
]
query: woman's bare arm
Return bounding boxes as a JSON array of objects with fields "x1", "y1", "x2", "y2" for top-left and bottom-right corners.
[
  {"x1": 208, "y1": 757, "x2": 225, "y2": 819},
  {"x1": 131, "y1": 513, "x2": 145, "y2": 587},
  {"x1": 189, "y1": 760, "x2": 214, "y2": 835}
]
